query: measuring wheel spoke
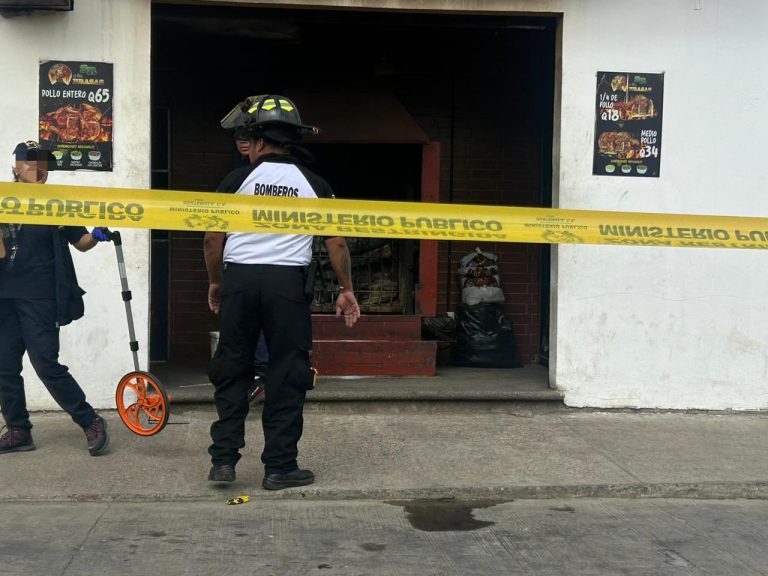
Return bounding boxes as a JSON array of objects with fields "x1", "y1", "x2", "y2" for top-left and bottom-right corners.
[
  {"x1": 140, "y1": 405, "x2": 164, "y2": 423},
  {"x1": 124, "y1": 402, "x2": 143, "y2": 424}
]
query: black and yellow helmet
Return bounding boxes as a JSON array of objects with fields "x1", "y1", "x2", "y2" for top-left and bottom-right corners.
[{"x1": 220, "y1": 95, "x2": 318, "y2": 144}]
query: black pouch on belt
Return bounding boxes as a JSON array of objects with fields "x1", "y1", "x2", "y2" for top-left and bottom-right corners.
[
  {"x1": 304, "y1": 258, "x2": 318, "y2": 302},
  {"x1": 304, "y1": 237, "x2": 322, "y2": 303}
]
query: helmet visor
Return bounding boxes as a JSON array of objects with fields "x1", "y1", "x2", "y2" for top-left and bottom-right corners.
[
  {"x1": 220, "y1": 101, "x2": 248, "y2": 130},
  {"x1": 221, "y1": 95, "x2": 270, "y2": 130}
]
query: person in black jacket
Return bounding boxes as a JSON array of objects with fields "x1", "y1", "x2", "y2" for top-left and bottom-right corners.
[
  {"x1": 0, "y1": 141, "x2": 112, "y2": 456},
  {"x1": 205, "y1": 95, "x2": 360, "y2": 488}
]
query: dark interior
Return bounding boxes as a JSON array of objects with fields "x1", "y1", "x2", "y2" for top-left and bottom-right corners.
[{"x1": 150, "y1": 4, "x2": 556, "y2": 366}]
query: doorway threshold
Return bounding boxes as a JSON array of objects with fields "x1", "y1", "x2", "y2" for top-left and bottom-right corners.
[{"x1": 150, "y1": 362, "x2": 560, "y2": 404}]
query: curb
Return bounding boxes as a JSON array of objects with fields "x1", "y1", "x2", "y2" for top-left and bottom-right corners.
[{"x1": 3, "y1": 481, "x2": 767, "y2": 504}]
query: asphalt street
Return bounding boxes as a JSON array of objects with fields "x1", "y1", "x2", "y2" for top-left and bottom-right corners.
[{"x1": 3, "y1": 498, "x2": 768, "y2": 576}]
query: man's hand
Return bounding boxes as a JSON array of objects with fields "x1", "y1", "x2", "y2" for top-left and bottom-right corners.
[
  {"x1": 204, "y1": 232, "x2": 225, "y2": 315},
  {"x1": 208, "y1": 283, "x2": 221, "y2": 314},
  {"x1": 335, "y1": 289, "x2": 360, "y2": 328},
  {"x1": 326, "y1": 236, "x2": 359, "y2": 328},
  {"x1": 91, "y1": 227, "x2": 112, "y2": 242}
]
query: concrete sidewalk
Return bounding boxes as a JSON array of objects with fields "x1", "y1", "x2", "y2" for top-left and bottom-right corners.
[{"x1": 2, "y1": 403, "x2": 768, "y2": 502}]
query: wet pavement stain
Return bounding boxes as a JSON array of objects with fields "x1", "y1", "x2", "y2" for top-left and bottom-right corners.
[
  {"x1": 549, "y1": 505, "x2": 576, "y2": 513},
  {"x1": 387, "y1": 498, "x2": 507, "y2": 532},
  {"x1": 360, "y1": 542, "x2": 386, "y2": 552}
]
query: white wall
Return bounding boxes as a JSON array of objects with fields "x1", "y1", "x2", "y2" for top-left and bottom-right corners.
[
  {"x1": 553, "y1": 0, "x2": 768, "y2": 409},
  {"x1": 0, "y1": 0, "x2": 151, "y2": 411}
]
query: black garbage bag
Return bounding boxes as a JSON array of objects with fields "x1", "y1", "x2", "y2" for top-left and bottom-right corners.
[
  {"x1": 453, "y1": 303, "x2": 522, "y2": 368},
  {"x1": 422, "y1": 315, "x2": 456, "y2": 342}
]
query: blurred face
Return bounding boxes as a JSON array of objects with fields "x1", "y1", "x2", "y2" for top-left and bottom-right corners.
[
  {"x1": 235, "y1": 138, "x2": 251, "y2": 158},
  {"x1": 13, "y1": 160, "x2": 48, "y2": 184}
]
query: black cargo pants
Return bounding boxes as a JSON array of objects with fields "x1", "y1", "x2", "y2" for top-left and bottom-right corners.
[
  {"x1": 0, "y1": 298, "x2": 97, "y2": 429},
  {"x1": 208, "y1": 263, "x2": 314, "y2": 474}
]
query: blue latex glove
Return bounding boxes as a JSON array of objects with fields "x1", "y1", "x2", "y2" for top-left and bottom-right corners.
[{"x1": 91, "y1": 227, "x2": 112, "y2": 242}]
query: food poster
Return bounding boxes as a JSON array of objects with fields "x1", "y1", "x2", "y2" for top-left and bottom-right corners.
[
  {"x1": 38, "y1": 61, "x2": 113, "y2": 171},
  {"x1": 593, "y1": 71, "x2": 664, "y2": 177}
]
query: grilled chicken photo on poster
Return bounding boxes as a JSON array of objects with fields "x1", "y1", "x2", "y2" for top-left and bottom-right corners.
[
  {"x1": 613, "y1": 95, "x2": 656, "y2": 121},
  {"x1": 39, "y1": 103, "x2": 112, "y2": 143},
  {"x1": 598, "y1": 131, "x2": 642, "y2": 159},
  {"x1": 610, "y1": 74, "x2": 628, "y2": 92},
  {"x1": 47, "y1": 63, "x2": 73, "y2": 85}
]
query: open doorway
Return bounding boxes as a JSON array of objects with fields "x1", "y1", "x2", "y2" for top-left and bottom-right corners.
[{"x1": 150, "y1": 4, "x2": 557, "y2": 377}]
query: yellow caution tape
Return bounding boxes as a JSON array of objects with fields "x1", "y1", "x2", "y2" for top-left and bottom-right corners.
[
  {"x1": 226, "y1": 495, "x2": 250, "y2": 505},
  {"x1": 1, "y1": 181, "x2": 768, "y2": 250}
]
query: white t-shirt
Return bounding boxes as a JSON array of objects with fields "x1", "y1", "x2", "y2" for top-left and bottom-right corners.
[{"x1": 217, "y1": 153, "x2": 334, "y2": 266}]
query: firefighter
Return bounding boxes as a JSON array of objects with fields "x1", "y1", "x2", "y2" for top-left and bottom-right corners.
[{"x1": 205, "y1": 95, "x2": 360, "y2": 488}]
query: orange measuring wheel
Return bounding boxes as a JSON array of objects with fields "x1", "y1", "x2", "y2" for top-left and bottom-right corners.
[
  {"x1": 108, "y1": 230, "x2": 171, "y2": 436},
  {"x1": 116, "y1": 371, "x2": 170, "y2": 436}
]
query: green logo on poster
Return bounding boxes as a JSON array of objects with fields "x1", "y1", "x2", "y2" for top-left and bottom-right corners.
[{"x1": 79, "y1": 64, "x2": 97, "y2": 76}]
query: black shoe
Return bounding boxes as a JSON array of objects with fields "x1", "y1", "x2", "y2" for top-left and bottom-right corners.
[
  {"x1": 0, "y1": 426, "x2": 35, "y2": 454},
  {"x1": 262, "y1": 468, "x2": 315, "y2": 490},
  {"x1": 208, "y1": 464, "x2": 236, "y2": 482},
  {"x1": 84, "y1": 415, "x2": 109, "y2": 456}
]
